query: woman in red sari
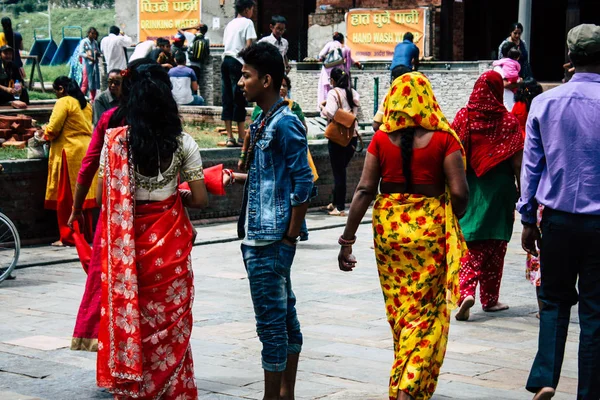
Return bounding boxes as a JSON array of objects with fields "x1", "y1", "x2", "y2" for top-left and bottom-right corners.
[
  {"x1": 94, "y1": 63, "x2": 208, "y2": 398},
  {"x1": 68, "y1": 59, "x2": 157, "y2": 352}
]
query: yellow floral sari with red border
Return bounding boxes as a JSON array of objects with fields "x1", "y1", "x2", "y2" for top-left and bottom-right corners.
[{"x1": 374, "y1": 72, "x2": 468, "y2": 400}]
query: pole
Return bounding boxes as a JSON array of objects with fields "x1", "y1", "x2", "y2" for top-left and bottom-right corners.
[
  {"x1": 373, "y1": 77, "x2": 379, "y2": 117},
  {"x1": 518, "y1": 0, "x2": 532, "y2": 51},
  {"x1": 48, "y1": 1, "x2": 52, "y2": 39}
]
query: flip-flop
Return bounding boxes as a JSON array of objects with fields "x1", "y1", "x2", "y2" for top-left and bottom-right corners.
[
  {"x1": 51, "y1": 240, "x2": 64, "y2": 247},
  {"x1": 328, "y1": 208, "x2": 346, "y2": 216},
  {"x1": 320, "y1": 203, "x2": 334, "y2": 212},
  {"x1": 225, "y1": 138, "x2": 240, "y2": 148}
]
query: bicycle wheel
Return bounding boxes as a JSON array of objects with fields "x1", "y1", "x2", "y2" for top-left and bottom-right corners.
[{"x1": 0, "y1": 212, "x2": 20, "y2": 283}]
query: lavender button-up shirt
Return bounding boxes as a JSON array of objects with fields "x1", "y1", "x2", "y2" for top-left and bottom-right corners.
[{"x1": 517, "y1": 72, "x2": 600, "y2": 224}]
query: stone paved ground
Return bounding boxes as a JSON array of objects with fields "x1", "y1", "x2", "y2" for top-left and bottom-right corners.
[{"x1": 0, "y1": 211, "x2": 580, "y2": 400}]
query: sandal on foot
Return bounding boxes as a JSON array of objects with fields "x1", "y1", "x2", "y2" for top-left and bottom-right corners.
[
  {"x1": 51, "y1": 240, "x2": 64, "y2": 247},
  {"x1": 328, "y1": 208, "x2": 346, "y2": 216},
  {"x1": 320, "y1": 203, "x2": 335, "y2": 212},
  {"x1": 455, "y1": 296, "x2": 475, "y2": 321},
  {"x1": 225, "y1": 138, "x2": 240, "y2": 148}
]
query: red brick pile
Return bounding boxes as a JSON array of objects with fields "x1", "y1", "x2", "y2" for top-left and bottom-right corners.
[{"x1": 0, "y1": 115, "x2": 38, "y2": 149}]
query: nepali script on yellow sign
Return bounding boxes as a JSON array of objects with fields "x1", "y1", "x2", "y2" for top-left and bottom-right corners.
[
  {"x1": 346, "y1": 9, "x2": 426, "y2": 61},
  {"x1": 139, "y1": 0, "x2": 202, "y2": 41}
]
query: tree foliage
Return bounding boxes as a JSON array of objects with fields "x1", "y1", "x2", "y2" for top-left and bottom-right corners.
[{"x1": 3, "y1": 0, "x2": 115, "y2": 15}]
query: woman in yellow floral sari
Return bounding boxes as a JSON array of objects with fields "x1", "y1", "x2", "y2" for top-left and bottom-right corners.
[{"x1": 337, "y1": 72, "x2": 469, "y2": 400}]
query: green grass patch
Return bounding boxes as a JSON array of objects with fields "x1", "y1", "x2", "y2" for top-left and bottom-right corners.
[
  {"x1": 0, "y1": 146, "x2": 27, "y2": 160},
  {"x1": 28, "y1": 90, "x2": 57, "y2": 101},
  {"x1": 38, "y1": 65, "x2": 70, "y2": 84},
  {"x1": 10, "y1": 8, "x2": 116, "y2": 51}
]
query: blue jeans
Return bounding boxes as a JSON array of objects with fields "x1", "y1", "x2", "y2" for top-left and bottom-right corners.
[
  {"x1": 526, "y1": 208, "x2": 600, "y2": 399},
  {"x1": 186, "y1": 94, "x2": 204, "y2": 106},
  {"x1": 241, "y1": 241, "x2": 303, "y2": 372}
]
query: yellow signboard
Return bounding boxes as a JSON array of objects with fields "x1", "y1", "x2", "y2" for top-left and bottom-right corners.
[
  {"x1": 346, "y1": 8, "x2": 427, "y2": 61},
  {"x1": 138, "y1": 0, "x2": 202, "y2": 41}
]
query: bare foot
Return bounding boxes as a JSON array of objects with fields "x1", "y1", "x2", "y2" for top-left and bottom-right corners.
[
  {"x1": 455, "y1": 296, "x2": 475, "y2": 321},
  {"x1": 483, "y1": 302, "x2": 509, "y2": 312},
  {"x1": 532, "y1": 387, "x2": 555, "y2": 400},
  {"x1": 51, "y1": 240, "x2": 64, "y2": 247}
]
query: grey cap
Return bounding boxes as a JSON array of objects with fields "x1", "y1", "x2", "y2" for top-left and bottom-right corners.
[{"x1": 567, "y1": 24, "x2": 600, "y2": 56}]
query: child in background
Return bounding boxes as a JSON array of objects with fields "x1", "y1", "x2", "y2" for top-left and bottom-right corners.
[
  {"x1": 493, "y1": 41, "x2": 522, "y2": 90},
  {"x1": 511, "y1": 78, "x2": 544, "y2": 318},
  {"x1": 512, "y1": 78, "x2": 543, "y2": 138}
]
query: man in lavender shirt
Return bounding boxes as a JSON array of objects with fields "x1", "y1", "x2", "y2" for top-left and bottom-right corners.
[{"x1": 518, "y1": 24, "x2": 600, "y2": 400}]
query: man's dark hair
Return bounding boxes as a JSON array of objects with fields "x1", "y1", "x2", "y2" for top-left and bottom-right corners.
[
  {"x1": 403, "y1": 32, "x2": 414, "y2": 42},
  {"x1": 108, "y1": 68, "x2": 122, "y2": 75},
  {"x1": 156, "y1": 37, "x2": 170, "y2": 47},
  {"x1": 333, "y1": 32, "x2": 344, "y2": 43},
  {"x1": 569, "y1": 50, "x2": 600, "y2": 67},
  {"x1": 501, "y1": 41, "x2": 517, "y2": 58},
  {"x1": 174, "y1": 50, "x2": 186, "y2": 65},
  {"x1": 199, "y1": 23, "x2": 208, "y2": 35},
  {"x1": 235, "y1": 0, "x2": 255, "y2": 15},
  {"x1": 109, "y1": 26, "x2": 120, "y2": 35},
  {"x1": 238, "y1": 42, "x2": 284, "y2": 93},
  {"x1": 271, "y1": 15, "x2": 287, "y2": 26}
]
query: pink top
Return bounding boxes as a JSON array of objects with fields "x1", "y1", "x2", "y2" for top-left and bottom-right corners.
[
  {"x1": 492, "y1": 58, "x2": 521, "y2": 81},
  {"x1": 77, "y1": 107, "x2": 118, "y2": 187}
]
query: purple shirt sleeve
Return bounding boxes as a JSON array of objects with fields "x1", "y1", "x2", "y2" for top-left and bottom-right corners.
[{"x1": 517, "y1": 103, "x2": 544, "y2": 224}]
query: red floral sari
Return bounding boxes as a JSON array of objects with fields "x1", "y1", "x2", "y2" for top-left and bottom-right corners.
[{"x1": 97, "y1": 126, "x2": 197, "y2": 399}]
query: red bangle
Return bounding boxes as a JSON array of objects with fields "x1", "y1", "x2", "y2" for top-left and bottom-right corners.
[
  {"x1": 338, "y1": 235, "x2": 356, "y2": 246},
  {"x1": 223, "y1": 169, "x2": 235, "y2": 186},
  {"x1": 72, "y1": 206, "x2": 82, "y2": 212}
]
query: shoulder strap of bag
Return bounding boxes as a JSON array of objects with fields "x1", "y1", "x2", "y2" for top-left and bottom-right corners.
[{"x1": 333, "y1": 88, "x2": 344, "y2": 111}]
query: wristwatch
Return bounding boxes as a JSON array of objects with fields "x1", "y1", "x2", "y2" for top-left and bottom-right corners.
[{"x1": 283, "y1": 234, "x2": 300, "y2": 245}]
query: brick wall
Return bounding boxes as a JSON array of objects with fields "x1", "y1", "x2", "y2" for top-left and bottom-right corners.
[{"x1": 0, "y1": 142, "x2": 368, "y2": 242}]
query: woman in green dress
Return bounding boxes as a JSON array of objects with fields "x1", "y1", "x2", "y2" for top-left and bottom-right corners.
[{"x1": 451, "y1": 70, "x2": 524, "y2": 321}]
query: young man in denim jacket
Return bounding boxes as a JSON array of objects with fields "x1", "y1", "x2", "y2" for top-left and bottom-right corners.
[{"x1": 223, "y1": 42, "x2": 313, "y2": 399}]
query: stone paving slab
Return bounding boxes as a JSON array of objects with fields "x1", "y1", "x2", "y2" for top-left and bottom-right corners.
[{"x1": 0, "y1": 214, "x2": 581, "y2": 399}]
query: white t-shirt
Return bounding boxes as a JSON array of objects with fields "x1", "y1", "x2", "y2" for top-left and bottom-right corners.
[
  {"x1": 101, "y1": 33, "x2": 133, "y2": 71},
  {"x1": 168, "y1": 65, "x2": 197, "y2": 105},
  {"x1": 258, "y1": 33, "x2": 288, "y2": 58},
  {"x1": 222, "y1": 17, "x2": 257, "y2": 64},
  {"x1": 129, "y1": 40, "x2": 155, "y2": 62}
]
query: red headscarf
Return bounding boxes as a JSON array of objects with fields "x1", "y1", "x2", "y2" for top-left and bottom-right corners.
[{"x1": 452, "y1": 70, "x2": 523, "y2": 177}]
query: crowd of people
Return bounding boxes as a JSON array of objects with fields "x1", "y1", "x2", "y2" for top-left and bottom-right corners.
[{"x1": 0, "y1": 2, "x2": 598, "y2": 399}]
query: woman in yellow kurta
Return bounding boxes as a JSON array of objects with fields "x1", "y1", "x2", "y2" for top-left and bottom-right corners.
[
  {"x1": 337, "y1": 73, "x2": 469, "y2": 400},
  {"x1": 44, "y1": 76, "x2": 96, "y2": 246}
]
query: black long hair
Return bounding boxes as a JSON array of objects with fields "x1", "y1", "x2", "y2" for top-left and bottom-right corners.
[
  {"x1": 330, "y1": 67, "x2": 356, "y2": 108},
  {"x1": 1, "y1": 17, "x2": 14, "y2": 50},
  {"x1": 400, "y1": 128, "x2": 416, "y2": 192},
  {"x1": 514, "y1": 78, "x2": 543, "y2": 112},
  {"x1": 53, "y1": 76, "x2": 87, "y2": 109},
  {"x1": 126, "y1": 63, "x2": 181, "y2": 175},
  {"x1": 108, "y1": 58, "x2": 157, "y2": 129}
]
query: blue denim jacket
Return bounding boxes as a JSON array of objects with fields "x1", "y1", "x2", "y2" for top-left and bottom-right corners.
[{"x1": 238, "y1": 99, "x2": 314, "y2": 240}]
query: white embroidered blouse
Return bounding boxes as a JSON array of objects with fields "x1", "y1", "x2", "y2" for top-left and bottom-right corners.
[{"x1": 99, "y1": 132, "x2": 204, "y2": 201}]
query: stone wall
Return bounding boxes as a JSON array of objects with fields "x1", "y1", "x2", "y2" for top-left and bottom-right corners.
[
  {"x1": 288, "y1": 61, "x2": 492, "y2": 123},
  {"x1": 0, "y1": 142, "x2": 368, "y2": 243}
]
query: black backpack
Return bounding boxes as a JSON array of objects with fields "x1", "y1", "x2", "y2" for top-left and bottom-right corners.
[{"x1": 188, "y1": 34, "x2": 210, "y2": 64}]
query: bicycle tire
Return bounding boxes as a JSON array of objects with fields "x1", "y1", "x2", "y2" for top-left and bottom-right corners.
[{"x1": 0, "y1": 212, "x2": 20, "y2": 283}]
